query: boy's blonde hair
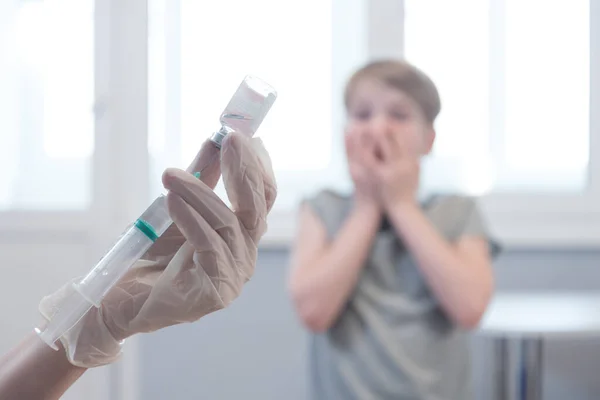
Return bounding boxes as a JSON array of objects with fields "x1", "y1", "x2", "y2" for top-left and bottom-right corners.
[{"x1": 344, "y1": 59, "x2": 441, "y2": 124}]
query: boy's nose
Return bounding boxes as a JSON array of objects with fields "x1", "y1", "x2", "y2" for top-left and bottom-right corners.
[{"x1": 369, "y1": 115, "x2": 393, "y2": 138}]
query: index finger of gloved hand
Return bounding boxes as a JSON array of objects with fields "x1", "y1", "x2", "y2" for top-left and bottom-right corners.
[
  {"x1": 165, "y1": 190, "x2": 227, "y2": 253},
  {"x1": 183, "y1": 139, "x2": 222, "y2": 190},
  {"x1": 165, "y1": 190, "x2": 246, "y2": 284},
  {"x1": 221, "y1": 132, "x2": 276, "y2": 241},
  {"x1": 162, "y1": 167, "x2": 243, "y2": 248}
]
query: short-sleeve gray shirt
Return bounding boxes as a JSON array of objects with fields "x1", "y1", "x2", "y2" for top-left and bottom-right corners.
[{"x1": 305, "y1": 190, "x2": 500, "y2": 400}]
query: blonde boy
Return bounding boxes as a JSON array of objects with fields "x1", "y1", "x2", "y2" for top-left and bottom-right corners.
[{"x1": 288, "y1": 59, "x2": 499, "y2": 400}]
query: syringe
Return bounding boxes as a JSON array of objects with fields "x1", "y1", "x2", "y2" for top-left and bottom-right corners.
[{"x1": 36, "y1": 75, "x2": 277, "y2": 350}]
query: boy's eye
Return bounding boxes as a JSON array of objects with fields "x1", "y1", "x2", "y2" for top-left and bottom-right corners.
[
  {"x1": 390, "y1": 110, "x2": 409, "y2": 120},
  {"x1": 353, "y1": 109, "x2": 371, "y2": 120}
]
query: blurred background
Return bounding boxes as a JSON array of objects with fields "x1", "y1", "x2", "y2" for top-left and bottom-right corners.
[{"x1": 0, "y1": 0, "x2": 598, "y2": 399}]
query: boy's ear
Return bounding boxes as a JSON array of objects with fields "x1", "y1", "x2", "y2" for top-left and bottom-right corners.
[{"x1": 422, "y1": 126, "x2": 436, "y2": 155}]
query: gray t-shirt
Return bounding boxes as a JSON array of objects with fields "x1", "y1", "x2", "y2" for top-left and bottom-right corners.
[{"x1": 304, "y1": 190, "x2": 500, "y2": 400}]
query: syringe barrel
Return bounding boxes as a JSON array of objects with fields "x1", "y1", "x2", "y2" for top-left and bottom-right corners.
[
  {"x1": 74, "y1": 195, "x2": 172, "y2": 307},
  {"x1": 36, "y1": 195, "x2": 172, "y2": 350}
]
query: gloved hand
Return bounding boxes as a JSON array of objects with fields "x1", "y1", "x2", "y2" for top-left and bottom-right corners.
[{"x1": 38, "y1": 132, "x2": 277, "y2": 368}]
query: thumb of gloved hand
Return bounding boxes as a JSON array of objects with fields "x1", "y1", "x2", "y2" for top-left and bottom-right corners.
[{"x1": 221, "y1": 133, "x2": 277, "y2": 244}]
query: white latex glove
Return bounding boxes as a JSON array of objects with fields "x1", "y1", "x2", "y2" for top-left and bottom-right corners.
[{"x1": 38, "y1": 132, "x2": 277, "y2": 368}]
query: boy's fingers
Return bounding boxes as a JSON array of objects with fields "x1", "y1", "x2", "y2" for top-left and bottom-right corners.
[
  {"x1": 361, "y1": 133, "x2": 379, "y2": 171},
  {"x1": 345, "y1": 129, "x2": 361, "y2": 161}
]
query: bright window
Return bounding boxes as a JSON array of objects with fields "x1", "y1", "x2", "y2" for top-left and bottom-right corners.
[
  {"x1": 0, "y1": 0, "x2": 94, "y2": 210},
  {"x1": 404, "y1": 0, "x2": 590, "y2": 195},
  {"x1": 148, "y1": 0, "x2": 335, "y2": 209}
]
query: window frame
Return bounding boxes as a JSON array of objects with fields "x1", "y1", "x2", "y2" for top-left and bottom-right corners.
[
  {"x1": 4, "y1": 0, "x2": 596, "y2": 251},
  {"x1": 0, "y1": 0, "x2": 150, "y2": 238},
  {"x1": 464, "y1": 0, "x2": 600, "y2": 249}
]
